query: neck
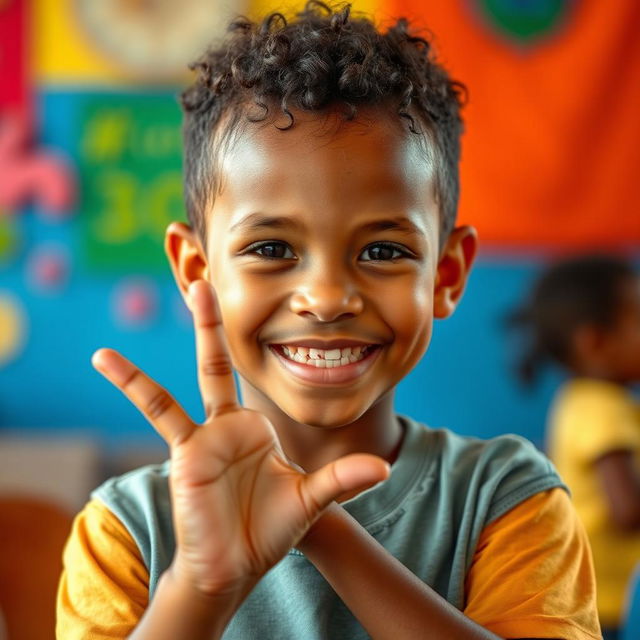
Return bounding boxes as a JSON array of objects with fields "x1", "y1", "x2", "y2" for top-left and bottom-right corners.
[{"x1": 238, "y1": 382, "x2": 404, "y2": 473}]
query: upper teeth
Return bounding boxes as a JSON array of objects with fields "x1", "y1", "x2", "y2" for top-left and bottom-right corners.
[{"x1": 281, "y1": 345, "x2": 369, "y2": 367}]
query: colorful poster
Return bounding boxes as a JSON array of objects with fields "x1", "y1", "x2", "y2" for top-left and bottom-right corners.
[{"x1": 77, "y1": 94, "x2": 185, "y2": 272}]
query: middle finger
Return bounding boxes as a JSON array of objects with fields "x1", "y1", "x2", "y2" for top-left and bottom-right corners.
[{"x1": 190, "y1": 280, "x2": 240, "y2": 419}]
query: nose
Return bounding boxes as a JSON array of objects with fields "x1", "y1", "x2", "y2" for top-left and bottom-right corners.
[{"x1": 289, "y1": 272, "x2": 364, "y2": 322}]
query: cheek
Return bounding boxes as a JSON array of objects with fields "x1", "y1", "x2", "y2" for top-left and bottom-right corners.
[
  {"x1": 386, "y1": 280, "x2": 434, "y2": 359},
  {"x1": 213, "y1": 275, "x2": 273, "y2": 362}
]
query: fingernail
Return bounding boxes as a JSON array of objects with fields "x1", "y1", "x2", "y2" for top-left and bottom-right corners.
[
  {"x1": 91, "y1": 349, "x2": 107, "y2": 372},
  {"x1": 188, "y1": 281, "x2": 199, "y2": 304}
]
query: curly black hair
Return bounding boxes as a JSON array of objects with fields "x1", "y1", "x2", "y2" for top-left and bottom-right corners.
[
  {"x1": 180, "y1": 1, "x2": 465, "y2": 244},
  {"x1": 508, "y1": 254, "x2": 636, "y2": 385}
]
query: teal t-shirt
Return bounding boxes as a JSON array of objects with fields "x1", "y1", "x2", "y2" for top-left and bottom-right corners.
[{"x1": 94, "y1": 415, "x2": 565, "y2": 639}]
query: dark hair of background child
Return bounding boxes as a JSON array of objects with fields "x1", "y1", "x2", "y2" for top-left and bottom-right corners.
[
  {"x1": 508, "y1": 254, "x2": 636, "y2": 385},
  {"x1": 179, "y1": 0, "x2": 466, "y2": 246}
]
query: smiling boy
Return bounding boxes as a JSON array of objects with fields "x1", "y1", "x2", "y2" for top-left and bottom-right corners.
[{"x1": 57, "y1": 3, "x2": 600, "y2": 639}]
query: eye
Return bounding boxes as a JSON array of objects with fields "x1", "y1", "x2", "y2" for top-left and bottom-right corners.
[
  {"x1": 244, "y1": 241, "x2": 296, "y2": 260},
  {"x1": 360, "y1": 242, "x2": 411, "y2": 262}
]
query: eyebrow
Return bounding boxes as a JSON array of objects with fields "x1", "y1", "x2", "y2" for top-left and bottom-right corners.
[
  {"x1": 358, "y1": 217, "x2": 426, "y2": 237},
  {"x1": 229, "y1": 212, "x2": 425, "y2": 237},
  {"x1": 229, "y1": 213, "x2": 303, "y2": 233}
]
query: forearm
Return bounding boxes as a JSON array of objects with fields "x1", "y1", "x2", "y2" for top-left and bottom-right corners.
[
  {"x1": 128, "y1": 565, "x2": 246, "y2": 640},
  {"x1": 298, "y1": 504, "x2": 501, "y2": 640}
]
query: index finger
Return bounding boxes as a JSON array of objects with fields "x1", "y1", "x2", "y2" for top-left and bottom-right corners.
[
  {"x1": 92, "y1": 348, "x2": 194, "y2": 447},
  {"x1": 189, "y1": 280, "x2": 240, "y2": 419}
]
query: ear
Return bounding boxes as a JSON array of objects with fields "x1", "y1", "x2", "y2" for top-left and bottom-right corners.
[
  {"x1": 433, "y1": 225, "x2": 478, "y2": 319},
  {"x1": 165, "y1": 222, "x2": 209, "y2": 310}
]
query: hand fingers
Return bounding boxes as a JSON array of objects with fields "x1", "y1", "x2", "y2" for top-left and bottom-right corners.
[
  {"x1": 92, "y1": 348, "x2": 194, "y2": 446},
  {"x1": 302, "y1": 454, "x2": 390, "y2": 513},
  {"x1": 189, "y1": 280, "x2": 240, "y2": 419}
]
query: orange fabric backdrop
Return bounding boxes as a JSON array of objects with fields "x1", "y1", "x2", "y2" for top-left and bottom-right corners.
[{"x1": 386, "y1": 0, "x2": 640, "y2": 251}]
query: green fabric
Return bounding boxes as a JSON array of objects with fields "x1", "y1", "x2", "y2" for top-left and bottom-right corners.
[{"x1": 94, "y1": 415, "x2": 565, "y2": 639}]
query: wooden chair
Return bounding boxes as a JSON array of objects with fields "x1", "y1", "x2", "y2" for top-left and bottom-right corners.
[{"x1": 0, "y1": 496, "x2": 73, "y2": 640}]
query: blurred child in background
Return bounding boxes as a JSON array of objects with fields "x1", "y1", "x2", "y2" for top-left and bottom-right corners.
[{"x1": 512, "y1": 254, "x2": 640, "y2": 639}]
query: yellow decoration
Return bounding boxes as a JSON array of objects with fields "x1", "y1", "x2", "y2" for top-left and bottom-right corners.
[
  {"x1": 33, "y1": 0, "x2": 134, "y2": 84},
  {"x1": 32, "y1": 0, "x2": 248, "y2": 84},
  {"x1": 248, "y1": 0, "x2": 382, "y2": 19},
  {"x1": 0, "y1": 292, "x2": 26, "y2": 367}
]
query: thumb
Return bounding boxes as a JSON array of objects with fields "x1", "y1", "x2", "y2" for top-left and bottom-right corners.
[{"x1": 303, "y1": 454, "x2": 390, "y2": 513}]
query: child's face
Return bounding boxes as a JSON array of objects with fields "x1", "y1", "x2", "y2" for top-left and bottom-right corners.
[
  {"x1": 603, "y1": 276, "x2": 640, "y2": 383},
  {"x1": 169, "y1": 108, "x2": 476, "y2": 428}
]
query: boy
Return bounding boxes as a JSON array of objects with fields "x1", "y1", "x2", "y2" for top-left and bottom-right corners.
[{"x1": 57, "y1": 3, "x2": 601, "y2": 638}]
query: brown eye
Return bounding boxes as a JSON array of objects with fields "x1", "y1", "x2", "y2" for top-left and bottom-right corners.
[
  {"x1": 360, "y1": 243, "x2": 408, "y2": 261},
  {"x1": 250, "y1": 242, "x2": 295, "y2": 259}
]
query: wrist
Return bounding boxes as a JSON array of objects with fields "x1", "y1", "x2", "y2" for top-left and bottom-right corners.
[
  {"x1": 297, "y1": 502, "x2": 350, "y2": 555},
  {"x1": 130, "y1": 566, "x2": 247, "y2": 640},
  {"x1": 165, "y1": 558, "x2": 256, "y2": 605}
]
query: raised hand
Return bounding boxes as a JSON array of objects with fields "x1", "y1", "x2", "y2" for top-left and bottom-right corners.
[{"x1": 92, "y1": 279, "x2": 389, "y2": 600}]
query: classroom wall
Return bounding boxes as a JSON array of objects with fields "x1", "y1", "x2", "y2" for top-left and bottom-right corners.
[{"x1": 1, "y1": 0, "x2": 638, "y2": 466}]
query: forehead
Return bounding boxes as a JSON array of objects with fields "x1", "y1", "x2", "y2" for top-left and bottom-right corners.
[{"x1": 208, "y1": 108, "x2": 438, "y2": 237}]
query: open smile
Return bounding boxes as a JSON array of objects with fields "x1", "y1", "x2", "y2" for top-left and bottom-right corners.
[
  {"x1": 279, "y1": 344, "x2": 375, "y2": 367},
  {"x1": 269, "y1": 343, "x2": 382, "y2": 385}
]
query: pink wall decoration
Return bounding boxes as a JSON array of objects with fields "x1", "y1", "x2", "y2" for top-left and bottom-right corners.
[{"x1": 0, "y1": 113, "x2": 76, "y2": 217}]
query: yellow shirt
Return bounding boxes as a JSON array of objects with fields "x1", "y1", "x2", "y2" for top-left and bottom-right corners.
[
  {"x1": 547, "y1": 378, "x2": 640, "y2": 627},
  {"x1": 57, "y1": 488, "x2": 600, "y2": 639}
]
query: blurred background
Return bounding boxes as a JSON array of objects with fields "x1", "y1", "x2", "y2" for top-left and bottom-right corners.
[{"x1": 0, "y1": 0, "x2": 638, "y2": 636}]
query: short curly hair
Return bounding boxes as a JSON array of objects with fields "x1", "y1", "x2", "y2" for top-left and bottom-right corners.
[
  {"x1": 508, "y1": 254, "x2": 636, "y2": 384},
  {"x1": 180, "y1": 1, "x2": 465, "y2": 244}
]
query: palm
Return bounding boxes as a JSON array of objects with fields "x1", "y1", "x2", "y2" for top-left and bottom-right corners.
[
  {"x1": 169, "y1": 409, "x2": 319, "y2": 592},
  {"x1": 93, "y1": 280, "x2": 388, "y2": 599}
]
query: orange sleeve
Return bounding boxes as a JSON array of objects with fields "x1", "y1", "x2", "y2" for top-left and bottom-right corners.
[
  {"x1": 56, "y1": 498, "x2": 149, "y2": 640},
  {"x1": 464, "y1": 488, "x2": 601, "y2": 639}
]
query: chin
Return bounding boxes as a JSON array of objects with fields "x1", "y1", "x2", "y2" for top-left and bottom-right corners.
[{"x1": 284, "y1": 403, "x2": 369, "y2": 430}]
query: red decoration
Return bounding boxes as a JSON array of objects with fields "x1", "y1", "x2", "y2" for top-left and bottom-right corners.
[
  {"x1": 0, "y1": 0, "x2": 28, "y2": 114},
  {"x1": 26, "y1": 244, "x2": 69, "y2": 291},
  {"x1": 0, "y1": 113, "x2": 76, "y2": 217},
  {"x1": 112, "y1": 278, "x2": 158, "y2": 328}
]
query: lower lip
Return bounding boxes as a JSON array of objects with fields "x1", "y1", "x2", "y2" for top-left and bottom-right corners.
[{"x1": 270, "y1": 346, "x2": 382, "y2": 385}]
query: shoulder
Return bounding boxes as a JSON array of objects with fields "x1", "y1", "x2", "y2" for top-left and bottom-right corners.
[
  {"x1": 447, "y1": 429, "x2": 563, "y2": 521},
  {"x1": 553, "y1": 378, "x2": 637, "y2": 415},
  {"x1": 58, "y1": 497, "x2": 149, "y2": 639},
  {"x1": 549, "y1": 379, "x2": 640, "y2": 455},
  {"x1": 92, "y1": 460, "x2": 172, "y2": 526},
  {"x1": 401, "y1": 416, "x2": 565, "y2": 524},
  {"x1": 436, "y1": 426, "x2": 551, "y2": 467},
  {"x1": 91, "y1": 461, "x2": 175, "y2": 593},
  {"x1": 92, "y1": 459, "x2": 173, "y2": 531},
  {"x1": 426, "y1": 421, "x2": 558, "y2": 484},
  {"x1": 94, "y1": 460, "x2": 171, "y2": 503},
  {"x1": 465, "y1": 488, "x2": 601, "y2": 639}
]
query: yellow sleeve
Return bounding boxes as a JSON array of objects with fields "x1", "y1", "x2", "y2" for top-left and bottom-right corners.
[
  {"x1": 56, "y1": 498, "x2": 149, "y2": 640},
  {"x1": 463, "y1": 488, "x2": 601, "y2": 640},
  {"x1": 559, "y1": 381, "x2": 640, "y2": 464}
]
